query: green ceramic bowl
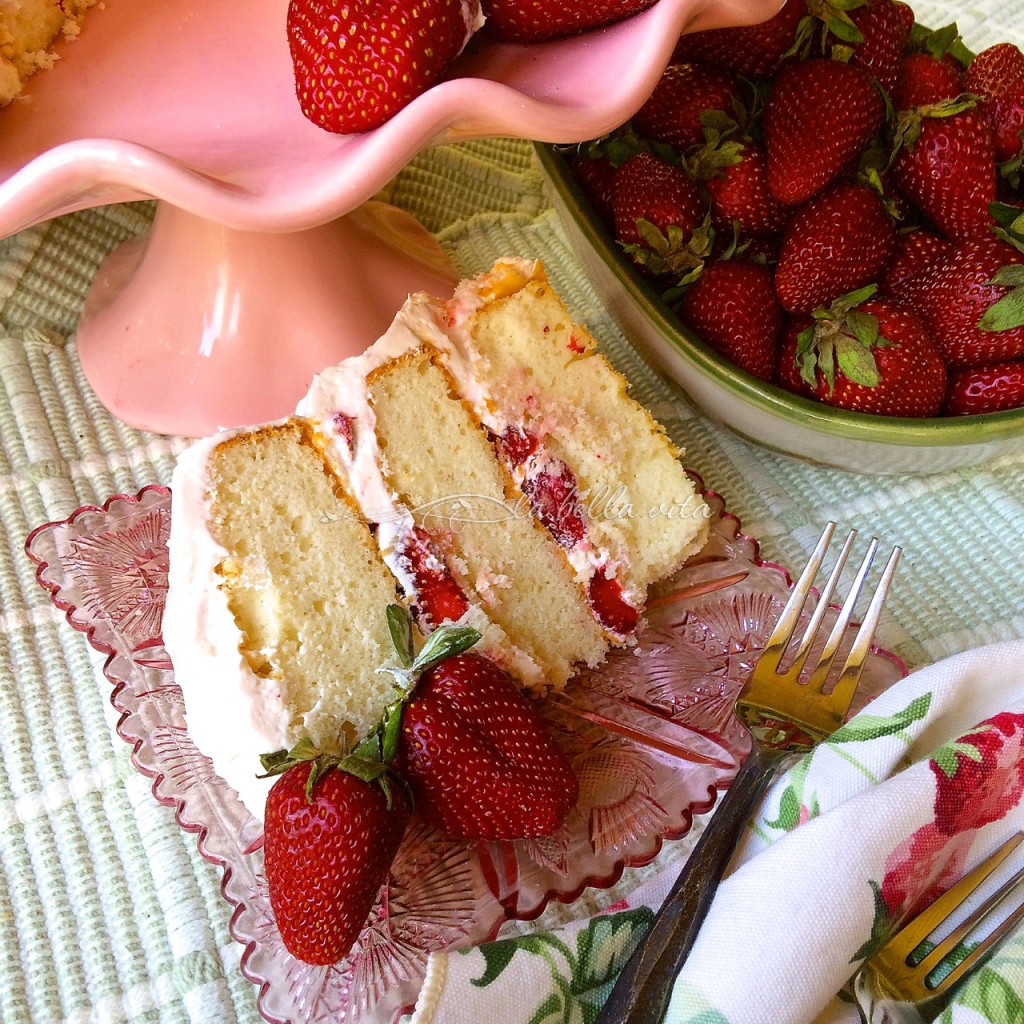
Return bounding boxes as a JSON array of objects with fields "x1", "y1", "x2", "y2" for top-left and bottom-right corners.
[{"x1": 535, "y1": 143, "x2": 1024, "y2": 475}]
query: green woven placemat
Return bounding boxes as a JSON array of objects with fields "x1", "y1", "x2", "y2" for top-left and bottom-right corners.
[{"x1": 1, "y1": 1, "x2": 1022, "y2": 1021}]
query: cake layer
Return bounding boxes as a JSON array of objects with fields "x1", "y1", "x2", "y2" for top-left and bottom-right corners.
[
  {"x1": 434, "y1": 259, "x2": 710, "y2": 630},
  {"x1": 366, "y1": 348, "x2": 609, "y2": 687},
  {"x1": 165, "y1": 420, "x2": 402, "y2": 817},
  {"x1": 166, "y1": 258, "x2": 711, "y2": 822}
]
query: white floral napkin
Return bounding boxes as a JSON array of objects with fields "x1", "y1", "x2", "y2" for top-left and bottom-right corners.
[{"x1": 410, "y1": 639, "x2": 1024, "y2": 1024}]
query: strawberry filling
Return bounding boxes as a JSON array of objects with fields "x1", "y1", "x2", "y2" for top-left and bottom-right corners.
[
  {"x1": 494, "y1": 425, "x2": 539, "y2": 467},
  {"x1": 332, "y1": 412, "x2": 355, "y2": 456},
  {"x1": 587, "y1": 568, "x2": 639, "y2": 636},
  {"x1": 520, "y1": 456, "x2": 587, "y2": 548},
  {"x1": 395, "y1": 525, "x2": 469, "y2": 628}
]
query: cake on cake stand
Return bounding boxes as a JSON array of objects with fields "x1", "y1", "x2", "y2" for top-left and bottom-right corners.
[{"x1": 0, "y1": 0, "x2": 776, "y2": 436}]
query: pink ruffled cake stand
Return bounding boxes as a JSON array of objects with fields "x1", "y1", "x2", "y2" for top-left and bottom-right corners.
[{"x1": 0, "y1": 0, "x2": 778, "y2": 436}]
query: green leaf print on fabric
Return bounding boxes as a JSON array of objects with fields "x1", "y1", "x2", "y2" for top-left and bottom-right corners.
[
  {"x1": 827, "y1": 693, "x2": 932, "y2": 745},
  {"x1": 469, "y1": 908, "x2": 655, "y2": 1024},
  {"x1": 853, "y1": 880, "x2": 903, "y2": 962},
  {"x1": 472, "y1": 940, "x2": 518, "y2": 988},
  {"x1": 943, "y1": 965, "x2": 1024, "y2": 1023}
]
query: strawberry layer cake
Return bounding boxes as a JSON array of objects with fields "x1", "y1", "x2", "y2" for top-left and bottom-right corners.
[{"x1": 164, "y1": 258, "x2": 709, "y2": 819}]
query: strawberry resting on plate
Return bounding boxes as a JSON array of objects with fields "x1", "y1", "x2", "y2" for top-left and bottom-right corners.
[
  {"x1": 286, "y1": 0, "x2": 482, "y2": 134},
  {"x1": 260, "y1": 607, "x2": 579, "y2": 964}
]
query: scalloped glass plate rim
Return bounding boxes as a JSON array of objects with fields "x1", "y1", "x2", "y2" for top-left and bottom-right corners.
[{"x1": 24, "y1": 480, "x2": 909, "y2": 1024}]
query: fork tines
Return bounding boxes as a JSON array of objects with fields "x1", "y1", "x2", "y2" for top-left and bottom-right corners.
[
  {"x1": 888, "y1": 832, "x2": 1024, "y2": 995},
  {"x1": 759, "y1": 523, "x2": 902, "y2": 702}
]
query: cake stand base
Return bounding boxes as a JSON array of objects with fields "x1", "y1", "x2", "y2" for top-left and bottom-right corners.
[{"x1": 76, "y1": 201, "x2": 459, "y2": 437}]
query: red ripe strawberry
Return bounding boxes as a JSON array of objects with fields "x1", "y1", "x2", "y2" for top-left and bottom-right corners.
[
  {"x1": 612, "y1": 154, "x2": 707, "y2": 248},
  {"x1": 823, "y1": 0, "x2": 910, "y2": 95},
  {"x1": 891, "y1": 52, "x2": 963, "y2": 110},
  {"x1": 398, "y1": 652, "x2": 579, "y2": 839},
  {"x1": 964, "y1": 43, "x2": 1024, "y2": 163},
  {"x1": 879, "y1": 227, "x2": 953, "y2": 292},
  {"x1": 764, "y1": 59, "x2": 886, "y2": 206},
  {"x1": 678, "y1": 260, "x2": 782, "y2": 381},
  {"x1": 891, "y1": 233, "x2": 1024, "y2": 366},
  {"x1": 700, "y1": 140, "x2": 788, "y2": 238},
  {"x1": 287, "y1": 0, "x2": 478, "y2": 134},
  {"x1": 521, "y1": 457, "x2": 586, "y2": 548},
  {"x1": 774, "y1": 182, "x2": 897, "y2": 313},
  {"x1": 892, "y1": 0, "x2": 913, "y2": 37},
  {"x1": 793, "y1": 289, "x2": 947, "y2": 416},
  {"x1": 395, "y1": 525, "x2": 469, "y2": 627},
  {"x1": 776, "y1": 317, "x2": 817, "y2": 396},
  {"x1": 484, "y1": 0, "x2": 657, "y2": 42},
  {"x1": 632, "y1": 63, "x2": 742, "y2": 152},
  {"x1": 263, "y1": 755, "x2": 411, "y2": 964},
  {"x1": 944, "y1": 359, "x2": 1024, "y2": 415},
  {"x1": 570, "y1": 154, "x2": 618, "y2": 225},
  {"x1": 891, "y1": 106, "x2": 996, "y2": 242},
  {"x1": 672, "y1": 0, "x2": 805, "y2": 78}
]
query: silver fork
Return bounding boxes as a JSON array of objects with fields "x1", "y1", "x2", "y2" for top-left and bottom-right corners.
[
  {"x1": 595, "y1": 522, "x2": 902, "y2": 1024},
  {"x1": 854, "y1": 832, "x2": 1024, "y2": 1023}
]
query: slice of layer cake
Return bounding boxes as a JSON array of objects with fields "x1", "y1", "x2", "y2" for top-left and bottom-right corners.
[
  {"x1": 0, "y1": 0, "x2": 95, "y2": 105},
  {"x1": 165, "y1": 258, "x2": 710, "y2": 821},
  {"x1": 164, "y1": 420, "x2": 403, "y2": 817}
]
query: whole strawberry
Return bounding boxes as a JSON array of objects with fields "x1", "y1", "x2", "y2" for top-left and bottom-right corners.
[
  {"x1": 696, "y1": 139, "x2": 788, "y2": 238},
  {"x1": 891, "y1": 105, "x2": 996, "y2": 242},
  {"x1": 879, "y1": 227, "x2": 953, "y2": 293},
  {"x1": 672, "y1": 0, "x2": 805, "y2": 78},
  {"x1": 764, "y1": 59, "x2": 885, "y2": 206},
  {"x1": 819, "y1": 0, "x2": 911, "y2": 95},
  {"x1": 262, "y1": 744, "x2": 411, "y2": 965},
  {"x1": 892, "y1": 233, "x2": 1024, "y2": 366},
  {"x1": 612, "y1": 154, "x2": 707, "y2": 247},
  {"x1": 678, "y1": 260, "x2": 782, "y2": 381},
  {"x1": 398, "y1": 651, "x2": 579, "y2": 840},
  {"x1": 964, "y1": 43, "x2": 1024, "y2": 164},
  {"x1": 944, "y1": 359, "x2": 1024, "y2": 415},
  {"x1": 484, "y1": 0, "x2": 657, "y2": 42},
  {"x1": 891, "y1": 52, "x2": 964, "y2": 111},
  {"x1": 287, "y1": 0, "x2": 479, "y2": 134},
  {"x1": 632, "y1": 63, "x2": 742, "y2": 152},
  {"x1": 571, "y1": 154, "x2": 618, "y2": 225},
  {"x1": 774, "y1": 182, "x2": 896, "y2": 313},
  {"x1": 792, "y1": 287, "x2": 947, "y2": 416},
  {"x1": 776, "y1": 317, "x2": 817, "y2": 397}
]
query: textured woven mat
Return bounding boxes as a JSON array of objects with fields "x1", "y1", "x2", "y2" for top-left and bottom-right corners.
[{"x1": 1, "y1": 1, "x2": 1023, "y2": 1021}]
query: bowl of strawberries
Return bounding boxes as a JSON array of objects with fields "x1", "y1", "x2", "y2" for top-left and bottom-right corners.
[{"x1": 537, "y1": 0, "x2": 1024, "y2": 475}]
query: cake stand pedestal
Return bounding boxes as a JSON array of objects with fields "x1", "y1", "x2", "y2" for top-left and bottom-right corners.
[{"x1": 77, "y1": 201, "x2": 458, "y2": 436}]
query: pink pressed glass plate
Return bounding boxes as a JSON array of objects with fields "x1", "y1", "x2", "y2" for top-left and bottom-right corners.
[{"x1": 25, "y1": 482, "x2": 906, "y2": 1024}]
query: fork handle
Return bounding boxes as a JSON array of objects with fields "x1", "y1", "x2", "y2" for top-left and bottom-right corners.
[{"x1": 595, "y1": 743, "x2": 786, "y2": 1024}]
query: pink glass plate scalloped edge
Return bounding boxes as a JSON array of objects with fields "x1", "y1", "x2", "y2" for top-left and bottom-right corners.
[{"x1": 24, "y1": 480, "x2": 909, "y2": 1023}]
